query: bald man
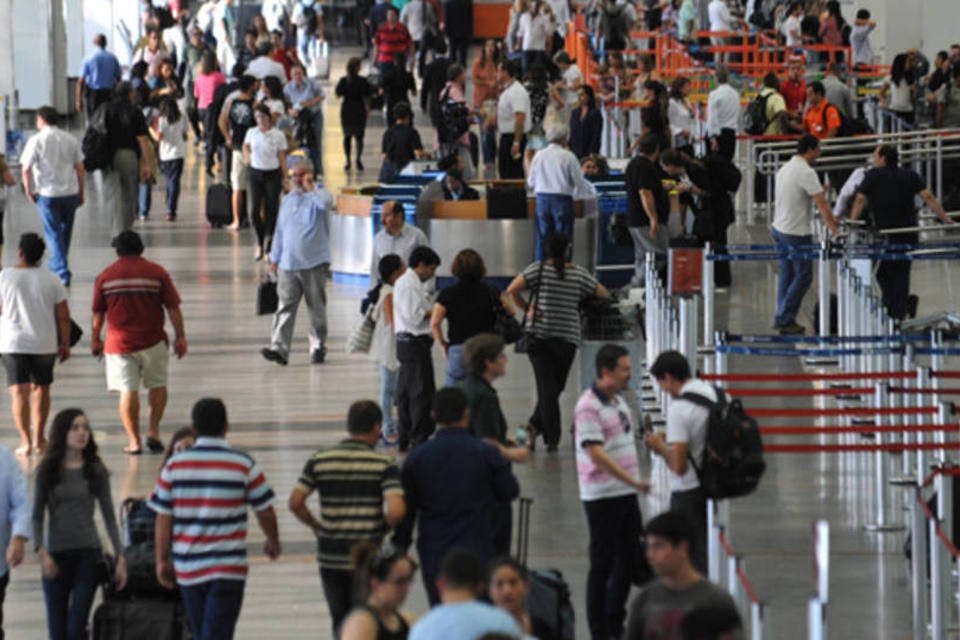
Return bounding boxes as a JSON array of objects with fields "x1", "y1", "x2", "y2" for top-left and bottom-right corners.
[{"x1": 370, "y1": 200, "x2": 429, "y2": 282}]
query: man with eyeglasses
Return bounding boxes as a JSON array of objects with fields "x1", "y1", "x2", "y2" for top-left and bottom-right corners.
[
  {"x1": 573, "y1": 343, "x2": 651, "y2": 640},
  {"x1": 288, "y1": 400, "x2": 406, "y2": 635}
]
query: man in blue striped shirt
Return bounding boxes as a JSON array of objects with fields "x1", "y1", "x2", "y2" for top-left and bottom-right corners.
[{"x1": 150, "y1": 398, "x2": 280, "y2": 640}]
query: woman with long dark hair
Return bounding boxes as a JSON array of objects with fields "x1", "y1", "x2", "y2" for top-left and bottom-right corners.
[
  {"x1": 336, "y1": 57, "x2": 372, "y2": 172},
  {"x1": 640, "y1": 79, "x2": 670, "y2": 152},
  {"x1": 194, "y1": 51, "x2": 225, "y2": 175},
  {"x1": 488, "y1": 557, "x2": 554, "y2": 640},
  {"x1": 569, "y1": 84, "x2": 602, "y2": 159},
  {"x1": 339, "y1": 543, "x2": 416, "y2": 640},
  {"x1": 667, "y1": 77, "x2": 695, "y2": 156},
  {"x1": 152, "y1": 97, "x2": 186, "y2": 222},
  {"x1": 34, "y1": 409, "x2": 125, "y2": 640},
  {"x1": 879, "y1": 52, "x2": 917, "y2": 124},
  {"x1": 506, "y1": 234, "x2": 609, "y2": 451},
  {"x1": 243, "y1": 104, "x2": 288, "y2": 260}
]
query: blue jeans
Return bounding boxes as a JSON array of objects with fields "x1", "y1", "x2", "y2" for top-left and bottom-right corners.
[
  {"x1": 535, "y1": 194, "x2": 574, "y2": 261},
  {"x1": 42, "y1": 547, "x2": 99, "y2": 640},
  {"x1": 138, "y1": 181, "x2": 151, "y2": 218},
  {"x1": 159, "y1": 158, "x2": 184, "y2": 217},
  {"x1": 180, "y1": 578, "x2": 246, "y2": 640},
  {"x1": 380, "y1": 365, "x2": 399, "y2": 437},
  {"x1": 480, "y1": 121, "x2": 497, "y2": 165},
  {"x1": 36, "y1": 195, "x2": 79, "y2": 285},
  {"x1": 445, "y1": 343, "x2": 466, "y2": 386},
  {"x1": 772, "y1": 228, "x2": 813, "y2": 327}
]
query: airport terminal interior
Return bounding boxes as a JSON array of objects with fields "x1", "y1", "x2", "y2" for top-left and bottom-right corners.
[{"x1": 1, "y1": 0, "x2": 960, "y2": 638}]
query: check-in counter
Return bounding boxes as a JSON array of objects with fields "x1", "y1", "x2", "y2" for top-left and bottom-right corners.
[{"x1": 331, "y1": 189, "x2": 597, "y2": 283}]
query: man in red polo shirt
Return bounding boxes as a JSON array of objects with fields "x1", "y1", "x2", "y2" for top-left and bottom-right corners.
[
  {"x1": 91, "y1": 231, "x2": 187, "y2": 455},
  {"x1": 373, "y1": 7, "x2": 414, "y2": 75},
  {"x1": 781, "y1": 56, "x2": 807, "y2": 116}
]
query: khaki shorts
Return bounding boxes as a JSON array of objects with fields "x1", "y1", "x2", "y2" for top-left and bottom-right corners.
[
  {"x1": 105, "y1": 341, "x2": 170, "y2": 392},
  {"x1": 230, "y1": 150, "x2": 249, "y2": 191}
]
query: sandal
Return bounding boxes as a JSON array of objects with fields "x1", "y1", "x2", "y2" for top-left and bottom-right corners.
[
  {"x1": 146, "y1": 437, "x2": 164, "y2": 454},
  {"x1": 123, "y1": 447, "x2": 143, "y2": 456},
  {"x1": 14, "y1": 444, "x2": 30, "y2": 457}
]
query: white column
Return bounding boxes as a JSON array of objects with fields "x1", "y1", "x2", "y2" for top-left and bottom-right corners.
[{"x1": 0, "y1": 0, "x2": 15, "y2": 98}]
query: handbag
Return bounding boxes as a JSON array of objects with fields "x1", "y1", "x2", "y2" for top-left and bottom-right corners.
[
  {"x1": 256, "y1": 278, "x2": 278, "y2": 316},
  {"x1": 347, "y1": 306, "x2": 377, "y2": 354},
  {"x1": 490, "y1": 286, "x2": 523, "y2": 344},
  {"x1": 59, "y1": 319, "x2": 83, "y2": 348},
  {"x1": 515, "y1": 261, "x2": 546, "y2": 354}
]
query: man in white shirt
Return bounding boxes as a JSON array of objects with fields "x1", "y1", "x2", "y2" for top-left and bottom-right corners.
[
  {"x1": 0, "y1": 233, "x2": 71, "y2": 457},
  {"x1": 19, "y1": 107, "x2": 84, "y2": 288},
  {"x1": 770, "y1": 134, "x2": 838, "y2": 334},
  {"x1": 851, "y1": 9, "x2": 876, "y2": 68},
  {"x1": 526, "y1": 124, "x2": 590, "y2": 260},
  {"x1": 246, "y1": 42, "x2": 287, "y2": 82},
  {"x1": 393, "y1": 245, "x2": 441, "y2": 451},
  {"x1": 495, "y1": 59, "x2": 531, "y2": 179},
  {"x1": 781, "y1": 1, "x2": 803, "y2": 48},
  {"x1": 292, "y1": 0, "x2": 324, "y2": 65},
  {"x1": 645, "y1": 350, "x2": 718, "y2": 574},
  {"x1": 706, "y1": 66, "x2": 740, "y2": 160},
  {"x1": 213, "y1": 0, "x2": 236, "y2": 72},
  {"x1": 370, "y1": 201, "x2": 429, "y2": 281},
  {"x1": 518, "y1": 2, "x2": 555, "y2": 75},
  {"x1": 707, "y1": 0, "x2": 734, "y2": 64},
  {"x1": 552, "y1": 52, "x2": 582, "y2": 123},
  {"x1": 262, "y1": 0, "x2": 289, "y2": 33}
]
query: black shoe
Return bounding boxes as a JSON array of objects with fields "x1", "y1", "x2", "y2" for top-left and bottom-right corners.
[
  {"x1": 356, "y1": 160, "x2": 364, "y2": 171},
  {"x1": 311, "y1": 348, "x2": 326, "y2": 364},
  {"x1": 546, "y1": 443, "x2": 559, "y2": 453},
  {"x1": 344, "y1": 162, "x2": 351, "y2": 171},
  {"x1": 261, "y1": 348, "x2": 288, "y2": 366},
  {"x1": 776, "y1": 322, "x2": 805, "y2": 335}
]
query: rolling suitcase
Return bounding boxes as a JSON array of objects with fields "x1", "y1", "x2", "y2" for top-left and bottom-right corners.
[
  {"x1": 205, "y1": 183, "x2": 232, "y2": 228},
  {"x1": 92, "y1": 597, "x2": 190, "y2": 640},
  {"x1": 516, "y1": 497, "x2": 575, "y2": 640}
]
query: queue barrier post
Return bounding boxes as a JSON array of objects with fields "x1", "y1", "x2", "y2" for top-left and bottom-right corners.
[
  {"x1": 807, "y1": 520, "x2": 829, "y2": 640},
  {"x1": 817, "y1": 239, "x2": 830, "y2": 341},
  {"x1": 707, "y1": 498, "x2": 722, "y2": 583},
  {"x1": 702, "y1": 243, "x2": 714, "y2": 375},
  {"x1": 929, "y1": 510, "x2": 945, "y2": 639},
  {"x1": 750, "y1": 602, "x2": 770, "y2": 640},
  {"x1": 935, "y1": 469, "x2": 954, "y2": 630},
  {"x1": 865, "y1": 383, "x2": 905, "y2": 532},
  {"x1": 911, "y1": 485, "x2": 929, "y2": 640},
  {"x1": 916, "y1": 366, "x2": 931, "y2": 482}
]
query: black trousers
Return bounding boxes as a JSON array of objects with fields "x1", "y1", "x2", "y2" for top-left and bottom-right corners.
[
  {"x1": 0, "y1": 569, "x2": 8, "y2": 639},
  {"x1": 396, "y1": 335, "x2": 436, "y2": 449},
  {"x1": 712, "y1": 128, "x2": 736, "y2": 161},
  {"x1": 449, "y1": 37, "x2": 469, "y2": 65},
  {"x1": 497, "y1": 133, "x2": 527, "y2": 180},
  {"x1": 876, "y1": 260, "x2": 912, "y2": 321},
  {"x1": 712, "y1": 223, "x2": 732, "y2": 287},
  {"x1": 670, "y1": 486, "x2": 708, "y2": 573},
  {"x1": 248, "y1": 168, "x2": 283, "y2": 253},
  {"x1": 583, "y1": 495, "x2": 645, "y2": 640},
  {"x1": 527, "y1": 337, "x2": 577, "y2": 446},
  {"x1": 319, "y1": 567, "x2": 354, "y2": 635},
  {"x1": 492, "y1": 500, "x2": 513, "y2": 557},
  {"x1": 84, "y1": 86, "x2": 113, "y2": 120}
]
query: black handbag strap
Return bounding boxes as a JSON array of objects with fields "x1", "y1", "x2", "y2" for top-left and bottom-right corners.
[{"x1": 519, "y1": 261, "x2": 546, "y2": 332}]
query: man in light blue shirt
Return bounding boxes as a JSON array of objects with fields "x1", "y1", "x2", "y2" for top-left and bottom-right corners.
[
  {"x1": 262, "y1": 156, "x2": 334, "y2": 367},
  {"x1": 0, "y1": 444, "x2": 31, "y2": 637},
  {"x1": 76, "y1": 34, "x2": 122, "y2": 120},
  {"x1": 283, "y1": 64, "x2": 326, "y2": 178},
  {"x1": 409, "y1": 549, "x2": 522, "y2": 640}
]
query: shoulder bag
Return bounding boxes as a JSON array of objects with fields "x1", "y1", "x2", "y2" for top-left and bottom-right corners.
[
  {"x1": 515, "y1": 261, "x2": 546, "y2": 354},
  {"x1": 346, "y1": 304, "x2": 377, "y2": 354},
  {"x1": 489, "y1": 284, "x2": 523, "y2": 345}
]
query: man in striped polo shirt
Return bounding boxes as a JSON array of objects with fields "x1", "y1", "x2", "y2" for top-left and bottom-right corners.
[
  {"x1": 150, "y1": 398, "x2": 280, "y2": 640},
  {"x1": 372, "y1": 7, "x2": 413, "y2": 75},
  {"x1": 574, "y1": 343, "x2": 651, "y2": 640},
  {"x1": 288, "y1": 400, "x2": 406, "y2": 635}
]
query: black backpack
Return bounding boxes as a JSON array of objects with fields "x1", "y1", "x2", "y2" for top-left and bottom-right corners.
[
  {"x1": 436, "y1": 86, "x2": 470, "y2": 144},
  {"x1": 821, "y1": 102, "x2": 873, "y2": 137},
  {"x1": 81, "y1": 103, "x2": 113, "y2": 173},
  {"x1": 744, "y1": 91, "x2": 773, "y2": 136},
  {"x1": 680, "y1": 386, "x2": 766, "y2": 500}
]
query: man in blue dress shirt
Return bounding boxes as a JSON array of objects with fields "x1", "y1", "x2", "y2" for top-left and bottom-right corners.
[
  {"x1": 261, "y1": 155, "x2": 333, "y2": 366},
  {"x1": 0, "y1": 444, "x2": 31, "y2": 637},
  {"x1": 76, "y1": 34, "x2": 121, "y2": 120}
]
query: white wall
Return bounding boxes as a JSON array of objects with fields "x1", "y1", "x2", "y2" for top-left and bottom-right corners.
[
  {"x1": 919, "y1": 0, "x2": 958, "y2": 56},
  {"x1": 12, "y1": 0, "x2": 54, "y2": 109}
]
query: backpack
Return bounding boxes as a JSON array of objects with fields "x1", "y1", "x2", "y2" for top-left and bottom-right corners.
[
  {"x1": 680, "y1": 385, "x2": 766, "y2": 500},
  {"x1": 602, "y1": 4, "x2": 629, "y2": 51},
  {"x1": 744, "y1": 91, "x2": 773, "y2": 135},
  {"x1": 301, "y1": 2, "x2": 319, "y2": 35},
  {"x1": 821, "y1": 102, "x2": 873, "y2": 137},
  {"x1": 436, "y1": 86, "x2": 470, "y2": 144},
  {"x1": 82, "y1": 103, "x2": 114, "y2": 173}
]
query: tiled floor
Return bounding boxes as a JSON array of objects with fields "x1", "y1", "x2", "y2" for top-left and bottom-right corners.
[{"x1": 2, "y1": 42, "x2": 955, "y2": 639}]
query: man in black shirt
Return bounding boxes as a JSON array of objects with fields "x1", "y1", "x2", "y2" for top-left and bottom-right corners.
[
  {"x1": 624, "y1": 133, "x2": 670, "y2": 286},
  {"x1": 218, "y1": 74, "x2": 260, "y2": 229},
  {"x1": 421, "y1": 39, "x2": 451, "y2": 119},
  {"x1": 380, "y1": 102, "x2": 423, "y2": 182},
  {"x1": 104, "y1": 82, "x2": 152, "y2": 234},
  {"x1": 850, "y1": 144, "x2": 951, "y2": 320}
]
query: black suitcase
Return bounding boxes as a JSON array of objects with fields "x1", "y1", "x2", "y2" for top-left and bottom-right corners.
[
  {"x1": 205, "y1": 184, "x2": 232, "y2": 228},
  {"x1": 486, "y1": 185, "x2": 528, "y2": 220},
  {"x1": 517, "y1": 497, "x2": 575, "y2": 640},
  {"x1": 93, "y1": 597, "x2": 191, "y2": 640}
]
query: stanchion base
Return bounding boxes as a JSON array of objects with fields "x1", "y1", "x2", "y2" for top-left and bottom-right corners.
[
  {"x1": 863, "y1": 523, "x2": 907, "y2": 532},
  {"x1": 889, "y1": 476, "x2": 917, "y2": 486}
]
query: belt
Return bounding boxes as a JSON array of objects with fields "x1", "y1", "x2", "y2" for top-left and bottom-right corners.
[{"x1": 396, "y1": 332, "x2": 431, "y2": 343}]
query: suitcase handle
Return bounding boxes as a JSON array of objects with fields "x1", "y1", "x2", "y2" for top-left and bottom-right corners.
[{"x1": 516, "y1": 497, "x2": 533, "y2": 567}]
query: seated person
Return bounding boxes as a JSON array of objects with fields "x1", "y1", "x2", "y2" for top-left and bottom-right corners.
[
  {"x1": 380, "y1": 102, "x2": 424, "y2": 182},
  {"x1": 442, "y1": 169, "x2": 480, "y2": 201}
]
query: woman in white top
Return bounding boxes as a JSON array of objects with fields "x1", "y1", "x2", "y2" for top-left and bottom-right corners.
[
  {"x1": 518, "y1": 0, "x2": 555, "y2": 75},
  {"x1": 151, "y1": 98, "x2": 187, "y2": 222},
  {"x1": 879, "y1": 53, "x2": 918, "y2": 125},
  {"x1": 505, "y1": 0, "x2": 528, "y2": 54},
  {"x1": 260, "y1": 76, "x2": 288, "y2": 126},
  {"x1": 369, "y1": 254, "x2": 405, "y2": 445},
  {"x1": 667, "y1": 76, "x2": 696, "y2": 156},
  {"x1": 243, "y1": 104, "x2": 289, "y2": 259}
]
